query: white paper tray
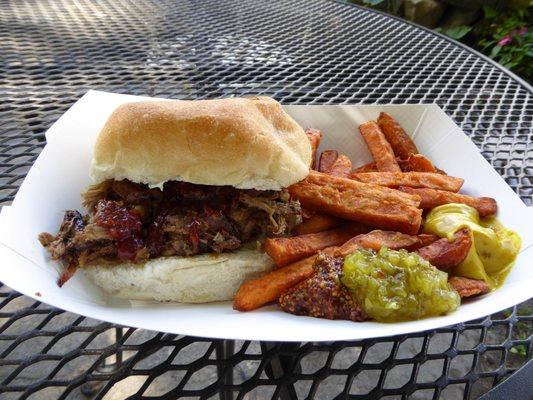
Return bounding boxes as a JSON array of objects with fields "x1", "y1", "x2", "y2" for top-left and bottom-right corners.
[{"x1": 0, "y1": 90, "x2": 531, "y2": 341}]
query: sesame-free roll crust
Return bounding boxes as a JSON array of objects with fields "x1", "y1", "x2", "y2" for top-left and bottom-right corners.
[
  {"x1": 84, "y1": 247, "x2": 275, "y2": 303},
  {"x1": 90, "y1": 97, "x2": 311, "y2": 190}
]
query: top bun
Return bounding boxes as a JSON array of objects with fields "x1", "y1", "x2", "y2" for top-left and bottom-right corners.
[{"x1": 90, "y1": 96, "x2": 311, "y2": 190}]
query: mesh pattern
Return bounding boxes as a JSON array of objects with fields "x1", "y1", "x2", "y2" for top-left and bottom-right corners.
[{"x1": 0, "y1": 0, "x2": 531, "y2": 398}]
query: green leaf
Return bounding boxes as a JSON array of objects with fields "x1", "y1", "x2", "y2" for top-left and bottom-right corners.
[
  {"x1": 483, "y1": 5, "x2": 498, "y2": 19},
  {"x1": 490, "y1": 45, "x2": 502, "y2": 58},
  {"x1": 442, "y1": 26, "x2": 472, "y2": 40},
  {"x1": 363, "y1": 0, "x2": 385, "y2": 5},
  {"x1": 510, "y1": 345, "x2": 526, "y2": 356}
]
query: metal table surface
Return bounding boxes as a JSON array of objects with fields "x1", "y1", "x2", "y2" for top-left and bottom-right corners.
[{"x1": 0, "y1": 0, "x2": 532, "y2": 399}]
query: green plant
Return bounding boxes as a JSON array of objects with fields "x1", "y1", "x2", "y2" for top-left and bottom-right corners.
[
  {"x1": 475, "y1": 4, "x2": 532, "y2": 80},
  {"x1": 350, "y1": 0, "x2": 532, "y2": 82},
  {"x1": 436, "y1": 26, "x2": 472, "y2": 40},
  {"x1": 438, "y1": 3, "x2": 532, "y2": 82},
  {"x1": 502, "y1": 303, "x2": 532, "y2": 357},
  {"x1": 350, "y1": 0, "x2": 403, "y2": 15}
]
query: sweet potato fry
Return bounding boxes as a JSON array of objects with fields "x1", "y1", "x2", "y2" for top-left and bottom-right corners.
[
  {"x1": 417, "y1": 229, "x2": 472, "y2": 271},
  {"x1": 359, "y1": 121, "x2": 401, "y2": 172},
  {"x1": 335, "y1": 230, "x2": 422, "y2": 256},
  {"x1": 265, "y1": 223, "x2": 371, "y2": 267},
  {"x1": 233, "y1": 252, "x2": 322, "y2": 311},
  {"x1": 234, "y1": 230, "x2": 424, "y2": 311},
  {"x1": 377, "y1": 112, "x2": 418, "y2": 159},
  {"x1": 388, "y1": 233, "x2": 440, "y2": 252},
  {"x1": 318, "y1": 150, "x2": 338, "y2": 173},
  {"x1": 353, "y1": 159, "x2": 446, "y2": 174},
  {"x1": 449, "y1": 276, "x2": 490, "y2": 298},
  {"x1": 329, "y1": 154, "x2": 352, "y2": 177},
  {"x1": 352, "y1": 161, "x2": 378, "y2": 173},
  {"x1": 350, "y1": 172, "x2": 464, "y2": 192},
  {"x1": 295, "y1": 213, "x2": 344, "y2": 235},
  {"x1": 414, "y1": 233, "x2": 440, "y2": 249},
  {"x1": 408, "y1": 154, "x2": 437, "y2": 172},
  {"x1": 301, "y1": 208, "x2": 315, "y2": 219},
  {"x1": 397, "y1": 187, "x2": 497, "y2": 217},
  {"x1": 289, "y1": 171, "x2": 422, "y2": 234},
  {"x1": 306, "y1": 128, "x2": 322, "y2": 169}
]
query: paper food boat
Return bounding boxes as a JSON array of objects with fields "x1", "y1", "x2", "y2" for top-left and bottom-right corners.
[{"x1": 0, "y1": 90, "x2": 531, "y2": 341}]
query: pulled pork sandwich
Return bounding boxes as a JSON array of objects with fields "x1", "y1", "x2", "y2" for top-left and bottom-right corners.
[{"x1": 39, "y1": 97, "x2": 311, "y2": 302}]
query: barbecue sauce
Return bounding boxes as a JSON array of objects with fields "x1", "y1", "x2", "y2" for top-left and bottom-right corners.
[{"x1": 95, "y1": 199, "x2": 144, "y2": 261}]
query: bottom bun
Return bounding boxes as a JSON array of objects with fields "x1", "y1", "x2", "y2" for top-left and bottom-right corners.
[{"x1": 83, "y1": 247, "x2": 275, "y2": 303}]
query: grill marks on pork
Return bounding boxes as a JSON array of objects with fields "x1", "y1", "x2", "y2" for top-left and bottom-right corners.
[{"x1": 42, "y1": 179, "x2": 302, "y2": 285}]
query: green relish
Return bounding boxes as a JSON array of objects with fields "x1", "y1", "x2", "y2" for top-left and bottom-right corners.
[{"x1": 341, "y1": 248, "x2": 460, "y2": 322}]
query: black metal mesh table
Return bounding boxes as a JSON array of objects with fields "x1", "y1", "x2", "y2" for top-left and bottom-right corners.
[{"x1": 0, "y1": 0, "x2": 532, "y2": 398}]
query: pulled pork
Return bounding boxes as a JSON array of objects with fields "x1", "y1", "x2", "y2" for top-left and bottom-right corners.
[{"x1": 40, "y1": 179, "x2": 302, "y2": 286}]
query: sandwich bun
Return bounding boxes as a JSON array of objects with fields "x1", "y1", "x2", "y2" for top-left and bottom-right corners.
[
  {"x1": 90, "y1": 96, "x2": 311, "y2": 190},
  {"x1": 83, "y1": 247, "x2": 275, "y2": 303}
]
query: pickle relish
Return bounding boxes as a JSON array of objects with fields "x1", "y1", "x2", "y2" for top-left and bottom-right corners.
[{"x1": 341, "y1": 248, "x2": 460, "y2": 322}]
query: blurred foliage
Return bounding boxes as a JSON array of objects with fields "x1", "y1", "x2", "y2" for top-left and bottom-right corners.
[
  {"x1": 349, "y1": 1, "x2": 532, "y2": 82},
  {"x1": 356, "y1": 0, "x2": 403, "y2": 14},
  {"x1": 503, "y1": 302, "x2": 532, "y2": 357},
  {"x1": 472, "y1": 4, "x2": 532, "y2": 81},
  {"x1": 436, "y1": 26, "x2": 472, "y2": 40}
]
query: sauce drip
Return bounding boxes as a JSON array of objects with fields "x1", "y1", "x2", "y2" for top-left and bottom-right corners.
[{"x1": 95, "y1": 199, "x2": 144, "y2": 261}]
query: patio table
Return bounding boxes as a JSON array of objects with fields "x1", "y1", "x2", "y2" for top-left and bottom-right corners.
[{"x1": 0, "y1": 0, "x2": 531, "y2": 398}]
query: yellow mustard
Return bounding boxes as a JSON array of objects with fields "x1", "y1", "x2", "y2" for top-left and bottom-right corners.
[{"x1": 424, "y1": 204, "x2": 521, "y2": 289}]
